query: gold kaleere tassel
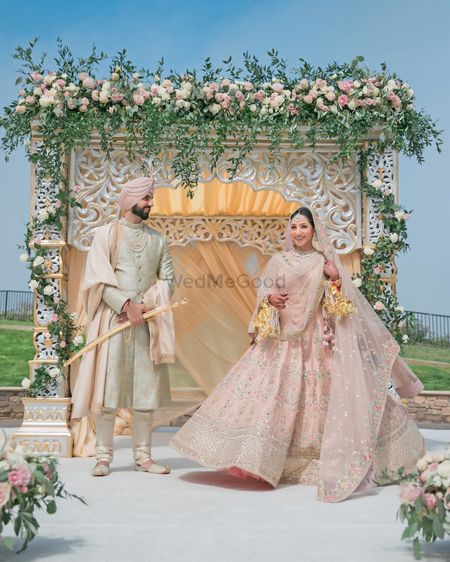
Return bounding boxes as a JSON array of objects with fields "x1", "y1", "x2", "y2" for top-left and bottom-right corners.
[
  {"x1": 323, "y1": 280, "x2": 354, "y2": 321},
  {"x1": 253, "y1": 296, "x2": 280, "y2": 341}
]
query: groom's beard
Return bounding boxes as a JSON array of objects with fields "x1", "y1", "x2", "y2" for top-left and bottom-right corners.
[{"x1": 131, "y1": 204, "x2": 151, "y2": 220}]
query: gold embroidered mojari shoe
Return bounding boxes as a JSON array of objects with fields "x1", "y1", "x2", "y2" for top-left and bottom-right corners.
[
  {"x1": 91, "y1": 461, "x2": 111, "y2": 477},
  {"x1": 135, "y1": 459, "x2": 171, "y2": 474}
]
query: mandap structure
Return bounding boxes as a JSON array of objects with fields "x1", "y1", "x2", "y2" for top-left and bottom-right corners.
[{"x1": 1, "y1": 43, "x2": 441, "y2": 456}]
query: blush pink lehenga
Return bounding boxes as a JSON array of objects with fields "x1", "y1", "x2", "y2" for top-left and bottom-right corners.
[{"x1": 171, "y1": 213, "x2": 425, "y2": 502}]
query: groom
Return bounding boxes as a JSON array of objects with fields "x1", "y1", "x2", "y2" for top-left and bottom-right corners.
[{"x1": 71, "y1": 176, "x2": 176, "y2": 476}]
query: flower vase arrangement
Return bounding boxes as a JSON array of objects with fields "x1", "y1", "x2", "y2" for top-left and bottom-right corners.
[
  {"x1": 398, "y1": 447, "x2": 450, "y2": 558},
  {"x1": 0, "y1": 433, "x2": 86, "y2": 553}
]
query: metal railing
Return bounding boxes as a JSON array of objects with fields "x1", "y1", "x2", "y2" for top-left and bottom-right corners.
[
  {"x1": 406, "y1": 311, "x2": 450, "y2": 346},
  {"x1": 0, "y1": 290, "x2": 33, "y2": 322}
]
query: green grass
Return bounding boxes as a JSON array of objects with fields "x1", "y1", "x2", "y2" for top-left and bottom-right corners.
[
  {"x1": 0, "y1": 319, "x2": 33, "y2": 327},
  {"x1": 0, "y1": 329, "x2": 34, "y2": 386},
  {"x1": 0, "y1": 329, "x2": 448, "y2": 390},
  {"x1": 400, "y1": 344, "x2": 450, "y2": 391}
]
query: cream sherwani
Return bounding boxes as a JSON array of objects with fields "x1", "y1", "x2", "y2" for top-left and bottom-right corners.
[{"x1": 102, "y1": 218, "x2": 175, "y2": 410}]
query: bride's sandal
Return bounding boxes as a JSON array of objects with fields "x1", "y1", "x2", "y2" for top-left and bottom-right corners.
[
  {"x1": 135, "y1": 459, "x2": 171, "y2": 474},
  {"x1": 91, "y1": 461, "x2": 111, "y2": 477}
]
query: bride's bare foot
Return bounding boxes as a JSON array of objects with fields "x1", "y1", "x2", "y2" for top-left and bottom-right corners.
[
  {"x1": 91, "y1": 460, "x2": 110, "y2": 477},
  {"x1": 135, "y1": 459, "x2": 171, "y2": 474}
]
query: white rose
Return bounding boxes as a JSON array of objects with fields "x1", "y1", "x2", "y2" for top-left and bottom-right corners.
[
  {"x1": 437, "y1": 460, "x2": 450, "y2": 479},
  {"x1": 99, "y1": 92, "x2": 110, "y2": 104},
  {"x1": 394, "y1": 210, "x2": 405, "y2": 221},
  {"x1": 70, "y1": 312, "x2": 78, "y2": 321},
  {"x1": 390, "y1": 233, "x2": 399, "y2": 243},
  {"x1": 33, "y1": 256, "x2": 45, "y2": 267},
  {"x1": 352, "y1": 277, "x2": 363, "y2": 288},
  {"x1": 47, "y1": 205, "x2": 56, "y2": 215},
  {"x1": 348, "y1": 99, "x2": 357, "y2": 111},
  {"x1": 330, "y1": 105, "x2": 338, "y2": 114},
  {"x1": 19, "y1": 253, "x2": 28, "y2": 262},
  {"x1": 209, "y1": 103, "x2": 221, "y2": 115},
  {"x1": 402, "y1": 334, "x2": 409, "y2": 343},
  {"x1": 249, "y1": 104, "x2": 257, "y2": 112},
  {"x1": 29, "y1": 280, "x2": 39, "y2": 290},
  {"x1": 175, "y1": 99, "x2": 186, "y2": 109},
  {"x1": 33, "y1": 87, "x2": 42, "y2": 97},
  {"x1": 395, "y1": 305, "x2": 405, "y2": 313},
  {"x1": 363, "y1": 246, "x2": 374, "y2": 256},
  {"x1": 371, "y1": 179, "x2": 383, "y2": 189},
  {"x1": 416, "y1": 457, "x2": 429, "y2": 472},
  {"x1": 48, "y1": 367, "x2": 60, "y2": 378},
  {"x1": 374, "y1": 301, "x2": 385, "y2": 311},
  {"x1": 44, "y1": 74, "x2": 56, "y2": 86},
  {"x1": 39, "y1": 96, "x2": 54, "y2": 108},
  {"x1": 37, "y1": 208, "x2": 49, "y2": 221},
  {"x1": 353, "y1": 80, "x2": 361, "y2": 88},
  {"x1": 21, "y1": 377, "x2": 31, "y2": 389},
  {"x1": 73, "y1": 335, "x2": 84, "y2": 346},
  {"x1": 43, "y1": 285, "x2": 54, "y2": 296},
  {"x1": 67, "y1": 83, "x2": 79, "y2": 93},
  {"x1": 386, "y1": 79, "x2": 397, "y2": 90}
]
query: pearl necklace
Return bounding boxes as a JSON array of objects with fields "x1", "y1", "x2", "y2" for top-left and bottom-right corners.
[{"x1": 123, "y1": 225, "x2": 148, "y2": 253}]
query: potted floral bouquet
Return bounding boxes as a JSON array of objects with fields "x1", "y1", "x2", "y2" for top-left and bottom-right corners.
[
  {"x1": 398, "y1": 448, "x2": 450, "y2": 558},
  {"x1": 0, "y1": 434, "x2": 86, "y2": 553}
]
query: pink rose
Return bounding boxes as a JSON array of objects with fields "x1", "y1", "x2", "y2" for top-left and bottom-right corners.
[
  {"x1": 337, "y1": 95, "x2": 349, "y2": 107},
  {"x1": 15, "y1": 105, "x2": 26, "y2": 114},
  {"x1": 254, "y1": 90, "x2": 265, "y2": 102},
  {"x1": 221, "y1": 79, "x2": 230, "y2": 87},
  {"x1": 79, "y1": 105, "x2": 88, "y2": 113},
  {"x1": 315, "y1": 78, "x2": 327, "y2": 89},
  {"x1": 303, "y1": 94, "x2": 313, "y2": 104},
  {"x1": 399, "y1": 482, "x2": 423, "y2": 504},
  {"x1": 387, "y1": 91, "x2": 401, "y2": 109},
  {"x1": 55, "y1": 200, "x2": 62, "y2": 209},
  {"x1": 287, "y1": 104, "x2": 299, "y2": 116},
  {"x1": 424, "y1": 493, "x2": 437, "y2": 509},
  {"x1": 53, "y1": 295, "x2": 60, "y2": 304},
  {"x1": 30, "y1": 71, "x2": 43, "y2": 82},
  {"x1": 272, "y1": 82, "x2": 284, "y2": 93},
  {"x1": 8, "y1": 466, "x2": 31, "y2": 488},
  {"x1": 243, "y1": 81, "x2": 253, "y2": 91},
  {"x1": 26, "y1": 96, "x2": 36, "y2": 105},
  {"x1": 421, "y1": 463, "x2": 439, "y2": 482},
  {"x1": 133, "y1": 94, "x2": 144, "y2": 106},
  {"x1": 73, "y1": 184, "x2": 81, "y2": 193},
  {"x1": 235, "y1": 91, "x2": 245, "y2": 102},
  {"x1": 214, "y1": 92, "x2": 224, "y2": 102},
  {"x1": 325, "y1": 91, "x2": 336, "y2": 102},
  {"x1": 338, "y1": 80, "x2": 353, "y2": 94},
  {"x1": 372, "y1": 265, "x2": 381, "y2": 275},
  {"x1": 111, "y1": 93, "x2": 124, "y2": 102},
  {"x1": 298, "y1": 79, "x2": 309, "y2": 90},
  {"x1": 60, "y1": 341, "x2": 67, "y2": 349},
  {"x1": 51, "y1": 313, "x2": 59, "y2": 322},
  {"x1": 0, "y1": 483, "x2": 11, "y2": 508}
]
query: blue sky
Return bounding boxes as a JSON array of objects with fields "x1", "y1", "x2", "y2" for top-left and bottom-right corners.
[{"x1": 1, "y1": 0, "x2": 449, "y2": 314}]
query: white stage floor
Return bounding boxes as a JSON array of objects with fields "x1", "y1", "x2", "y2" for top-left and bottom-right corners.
[{"x1": 1, "y1": 428, "x2": 450, "y2": 562}]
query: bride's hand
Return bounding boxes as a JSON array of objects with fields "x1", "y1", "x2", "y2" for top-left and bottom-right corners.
[
  {"x1": 324, "y1": 260, "x2": 339, "y2": 281},
  {"x1": 268, "y1": 293, "x2": 288, "y2": 310}
]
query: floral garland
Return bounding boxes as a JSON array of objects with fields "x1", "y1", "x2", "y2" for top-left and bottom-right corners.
[{"x1": 0, "y1": 42, "x2": 442, "y2": 392}]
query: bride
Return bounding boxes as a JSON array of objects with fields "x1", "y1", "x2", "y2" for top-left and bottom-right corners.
[{"x1": 170, "y1": 207, "x2": 425, "y2": 502}]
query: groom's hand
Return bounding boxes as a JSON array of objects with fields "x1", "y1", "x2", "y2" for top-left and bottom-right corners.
[{"x1": 124, "y1": 301, "x2": 146, "y2": 326}]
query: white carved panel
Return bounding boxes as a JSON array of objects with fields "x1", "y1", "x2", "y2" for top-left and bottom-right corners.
[{"x1": 68, "y1": 147, "x2": 362, "y2": 254}]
